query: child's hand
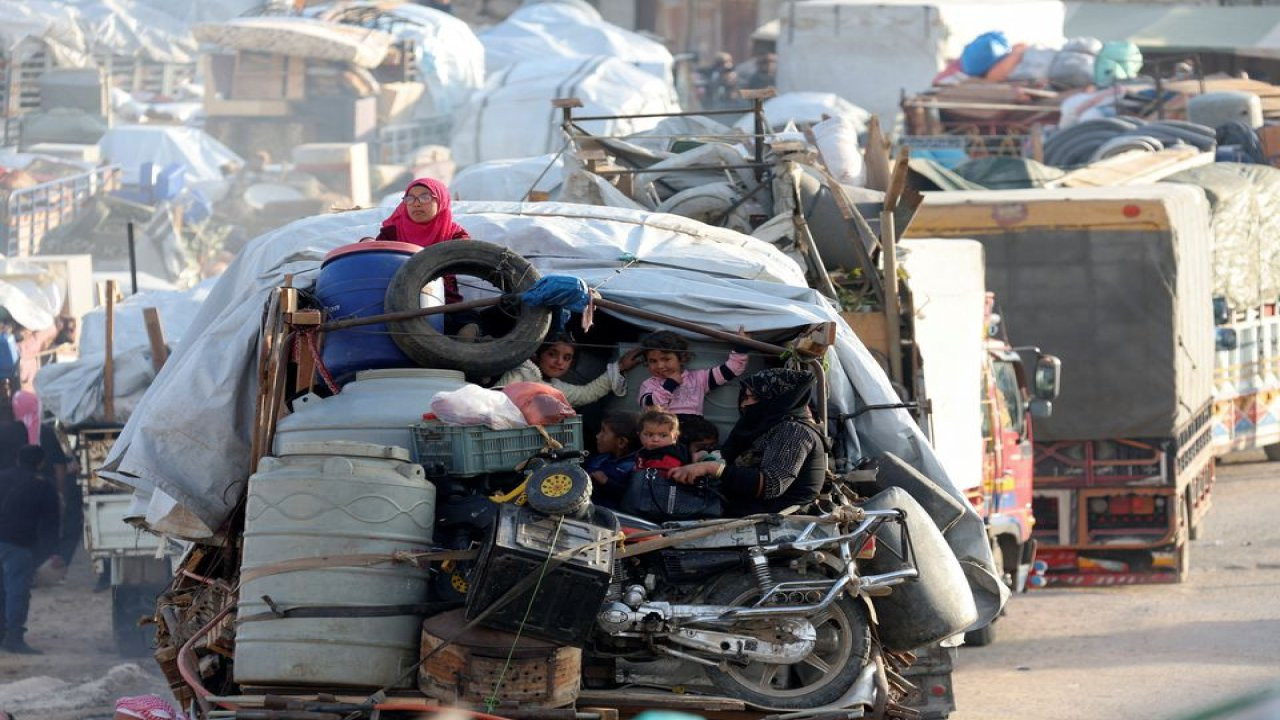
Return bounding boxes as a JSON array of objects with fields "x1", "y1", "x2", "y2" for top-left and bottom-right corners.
[{"x1": 617, "y1": 348, "x2": 644, "y2": 373}]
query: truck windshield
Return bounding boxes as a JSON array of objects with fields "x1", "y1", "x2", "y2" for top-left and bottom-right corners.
[{"x1": 993, "y1": 359, "x2": 1026, "y2": 439}]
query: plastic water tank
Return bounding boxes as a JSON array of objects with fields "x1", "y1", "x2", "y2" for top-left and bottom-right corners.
[
  {"x1": 235, "y1": 441, "x2": 436, "y2": 688},
  {"x1": 315, "y1": 241, "x2": 430, "y2": 381},
  {"x1": 273, "y1": 368, "x2": 467, "y2": 456}
]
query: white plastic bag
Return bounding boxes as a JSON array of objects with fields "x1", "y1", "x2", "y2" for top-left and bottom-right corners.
[
  {"x1": 429, "y1": 384, "x2": 527, "y2": 429},
  {"x1": 812, "y1": 116, "x2": 866, "y2": 187}
]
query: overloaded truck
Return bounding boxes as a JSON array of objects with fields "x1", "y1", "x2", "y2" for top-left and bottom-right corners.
[
  {"x1": 907, "y1": 184, "x2": 1215, "y2": 585},
  {"x1": 100, "y1": 204, "x2": 1006, "y2": 719}
]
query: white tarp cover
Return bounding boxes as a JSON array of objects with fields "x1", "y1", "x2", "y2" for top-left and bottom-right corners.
[
  {"x1": 97, "y1": 125, "x2": 242, "y2": 201},
  {"x1": 734, "y1": 92, "x2": 871, "y2": 135},
  {"x1": 450, "y1": 57, "x2": 679, "y2": 168},
  {"x1": 36, "y1": 280, "x2": 213, "y2": 427},
  {"x1": 451, "y1": 154, "x2": 566, "y2": 202},
  {"x1": 777, "y1": 0, "x2": 1065, "y2": 125},
  {"x1": 480, "y1": 2, "x2": 673, "y2": 81},
  {"x1": 0, "y1": 0, "x2": 91, "y2": 67},
  {"x1": 192, "y1": 17, "x2": 392, "y2": 69},
  {"x1": 317, "y1": 3, "x2": 484, "y2": 116},
  {"x1": 899, "y1": 239, "x2": 986, "y2": 492},
  {"x1": 66, "y1": 0, "x2": 198, "y2": 64},
  {"x1": 134, "y1": 0, "x2": 260, "y2": 25}
]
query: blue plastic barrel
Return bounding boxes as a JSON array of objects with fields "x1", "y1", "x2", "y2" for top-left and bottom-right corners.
[{"x1": 315, "y1": 241, "x2": 427, "y2": 381}]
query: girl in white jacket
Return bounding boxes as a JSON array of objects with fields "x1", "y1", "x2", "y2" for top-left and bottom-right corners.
[{"x1": 495, "y1": 334, "x2": 643, "y2": 407}]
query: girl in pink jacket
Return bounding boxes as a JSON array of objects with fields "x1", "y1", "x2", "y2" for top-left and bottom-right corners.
[{"x1": 637, "y1": 330, "x2": 749, "y2": 418}]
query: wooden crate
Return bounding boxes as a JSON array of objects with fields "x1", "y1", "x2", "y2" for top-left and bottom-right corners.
[{"x1": 842, "y1": 310, "x2": 890, "y2": 357}]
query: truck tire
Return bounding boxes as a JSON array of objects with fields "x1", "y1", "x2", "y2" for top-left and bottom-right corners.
[
  {"x1": 384, "y1": 241, "x2": 551, "y2": 377},
  {"x1": 112, "y1": 583, "x2": 162, "y2": 657}
]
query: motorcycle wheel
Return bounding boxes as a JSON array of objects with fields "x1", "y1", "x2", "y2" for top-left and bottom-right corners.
[{"x1": 703, "y1": 569, "x2": 871, "y2": 709}]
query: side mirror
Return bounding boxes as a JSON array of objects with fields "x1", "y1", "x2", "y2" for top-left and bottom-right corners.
[
  {"x1": 1029, "y1": 398, "x2": 1053, "y2": 419},
  {"x1": 1216, "y1": 327, "x2": 1239, "y2": 351},
  {"x1": 1033, "y1": 354, "x2": 1061, "y2": 400}
]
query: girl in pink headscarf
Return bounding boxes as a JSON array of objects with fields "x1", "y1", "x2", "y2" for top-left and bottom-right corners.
[{"x1": 376, "y1": 177, "x2": 469, "y2": 304}]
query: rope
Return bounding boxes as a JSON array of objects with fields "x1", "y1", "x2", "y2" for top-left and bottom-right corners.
[
  {"x1": 295, "y1": 329, "x2": 341, "y2": 395},
  {"x1": 483, "y1": 514, "x2": 565, "y2": 713}
]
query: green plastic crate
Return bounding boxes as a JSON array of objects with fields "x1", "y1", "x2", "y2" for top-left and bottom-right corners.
[{"x1": 412, "y1": 417, "x2": 583, "y2": 476}]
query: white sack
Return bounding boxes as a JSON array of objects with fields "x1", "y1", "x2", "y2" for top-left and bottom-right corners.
[
  {"x1": 735, "y1": 92, "x2": 870, "y2": 135},
  {"x1": 811, "y1": 115, "x2": 866, "y2": 187}
]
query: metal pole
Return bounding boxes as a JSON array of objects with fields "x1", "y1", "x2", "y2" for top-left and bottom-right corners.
[
  {"x1": 315, "y1": 296, "x2": 503, "y2": 333},
  {"x1": 127, "y1": 221, "x2": 138, "y2": 295},
  {"x1": 593, "y1": 297, "x2": 787, "y2": 356}
]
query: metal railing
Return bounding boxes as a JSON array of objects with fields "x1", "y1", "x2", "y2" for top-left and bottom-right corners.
[{"x1": 2, "y1": 164, "x2": 121, "y2": 256}]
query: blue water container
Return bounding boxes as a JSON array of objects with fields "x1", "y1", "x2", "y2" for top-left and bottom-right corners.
[{"x1": 315, "y1": 241, "x2": 427, "y2": 381}]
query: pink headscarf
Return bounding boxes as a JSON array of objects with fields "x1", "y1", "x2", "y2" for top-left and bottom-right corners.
[
  {"x1": 380, "y1": 177, "x2": 467, "y2": 247},
  {"x1": 11, "y1": 389, "x2": 38, "y2": 445}
]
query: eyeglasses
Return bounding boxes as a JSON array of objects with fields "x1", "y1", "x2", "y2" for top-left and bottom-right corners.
[{"x1": 402, "y1": 195, "x2": 435, "y2": 206}]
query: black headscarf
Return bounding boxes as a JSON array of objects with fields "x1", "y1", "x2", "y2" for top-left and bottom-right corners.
[{"x1": 722, "y1": 368, "x2": 816, "y2": 464}]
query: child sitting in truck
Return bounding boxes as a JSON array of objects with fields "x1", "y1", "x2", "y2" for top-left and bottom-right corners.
[
  {"x1": 636, "y1": 330, "x2": 748, "y2": 420},
  {"x1": 496, "y1": 333, "x2": 644, "y2": 407},
  {"x1": 634, "y1": 410, "x2": 691, "y2": 478},
  {"x1": 679, "y1": 415, "x2": 721, "y2": 461},
  {"x1": 585, "y1": 411, "x2": 639, "y2": 507}
]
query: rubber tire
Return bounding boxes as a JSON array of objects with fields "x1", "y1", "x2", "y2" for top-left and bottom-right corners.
[
  {"x1": 112, "y1": 583, "x2": 161, "y2": 657},
  {"x1": 384, "y1": 240, "x2": 551, "y2": 377},
  {"x1": 1263, "y1": 442, "x2": 1280, "y2": 462},
  {"x1": 702, "y1": 569, "x2": 871, "y2": 709}
]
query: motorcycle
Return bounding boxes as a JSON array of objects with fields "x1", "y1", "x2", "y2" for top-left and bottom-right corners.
[{"x1": 459, "y1": 450, "x2": 925, "y2": 714}]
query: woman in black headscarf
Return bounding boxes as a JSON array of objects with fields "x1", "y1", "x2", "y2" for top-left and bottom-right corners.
[{"x1": 669, "y1": 368, "x2": 827, "y2": 516}]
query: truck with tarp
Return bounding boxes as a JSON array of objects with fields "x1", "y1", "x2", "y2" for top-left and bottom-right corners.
[
  {"x1": 95, "y1": 202, "x2": 1008, "y2": 719},
  {"x1": 906, "y1": 184, "x2": 1215, "y2": 585}
]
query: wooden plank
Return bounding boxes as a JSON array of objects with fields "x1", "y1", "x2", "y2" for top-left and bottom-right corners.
[
  {"x1": 142, "y1": 306, "x2": 168, "y2": 373},
  {"x1": 863, "y1": 115, "x2": 891, "y2": 192},
  {"x1": 203, "y1": 97, "x2": 291, "y2": 117},
  {"x1": 1051, "y1": 147, "x2": 1213, "y2": 188},
  {"x1": 103, "y1": 280, "x2": 117, "y2": 423}
]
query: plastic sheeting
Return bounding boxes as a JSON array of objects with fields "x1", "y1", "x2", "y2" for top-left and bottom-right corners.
[
  {"x1": 451, "y1": 154, "x2": 566, "y2": 202},
  {"x1": 908, "y1": 185, "x2": 1215, "y2": 441},
  {"x1": 899, "y1": 240, "x2": 986, "y2": 492},
  {"x1": 734, "y1": 92, "x2": 870, "y2": 135},
  {"x1": 777, "y1": 0, "x2": 1065, "y2": 125},
  {"x1": 318, "y1": 3, "x2": 484, "y2": 116},
  {"x1": 36, "y1": 280, "x2": 213, "y2": 427},
  {"x1": 97, "y1": 125, "x2": 242, "y2": 202},
  {"x1": 480, "y1": 2, "x2": 673, "y2": 81},
  {"x1": 1162, "y1": 162, "x2": 1280, "y2": 310},
  {"x1": 66, "y1": 0, "x2": 198, "y2": 64},
  {"x1": 450, "y1": 57, "x2": 679, "y2": 168},
  {"x1": 0, "y1": 0, "x2": 92, "y2": 67}
]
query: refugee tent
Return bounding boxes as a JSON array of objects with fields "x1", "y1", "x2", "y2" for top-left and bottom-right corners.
[
  {"x1": 450, "y1": 57, "x2": 679, "y2": 167},
  {"x1": 67, "y1": 0, "x2": 197, "y2": 64}
]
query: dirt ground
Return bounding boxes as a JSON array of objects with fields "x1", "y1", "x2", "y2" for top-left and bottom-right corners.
[
  {"x1": 0, "y1": 552, "x2": 170, "y2": 719},
  {"x1": 952, "y1": 451, "x2": 1280, "y2": 720},
  {"x1": 3, "y1": 455, "x2": 1278, "y2": 719}
]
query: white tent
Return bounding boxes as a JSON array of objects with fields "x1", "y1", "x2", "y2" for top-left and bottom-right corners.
[{"x1": 450, "y1": 57, "x2": 679, "y2": 168}]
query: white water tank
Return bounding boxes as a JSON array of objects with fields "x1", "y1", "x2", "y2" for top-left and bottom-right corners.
[
  {"x1": 235, "y1": 441, "x2": 436, "y2": 688},
  {"x1": 273, "y1": 368, "x2": 468, "y2": 456}
]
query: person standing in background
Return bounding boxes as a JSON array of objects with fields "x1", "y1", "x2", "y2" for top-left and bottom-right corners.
[{"x1": 0, "y1": 446, "x2": 59, "y2": 654}]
